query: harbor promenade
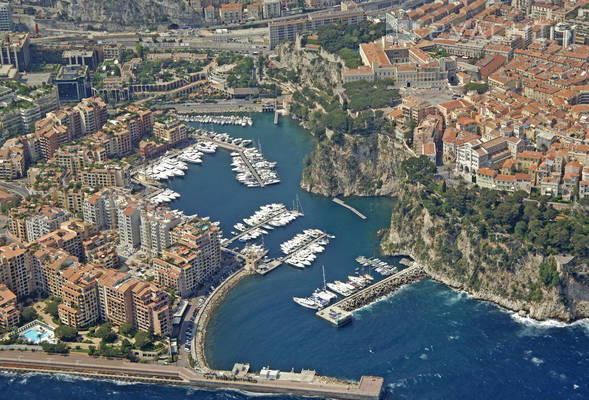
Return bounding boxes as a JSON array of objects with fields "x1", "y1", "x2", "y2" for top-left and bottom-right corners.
[{"x1": 0, "y1": 351, "x2": 383, "y2": 400}]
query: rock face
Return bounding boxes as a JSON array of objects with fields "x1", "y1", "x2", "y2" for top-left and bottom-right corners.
[
  {"x1": 55, "y1": 0, "x2": 199, "y2": 29},
  {"x1": 275, "y1": 43, "x2": 341, "y2": 88},
  {"x1": 381, "y1": 186, "x2": 589, "y2": 322},
  {"x1": 300, "y1": 133, "x2": 408, "y2": 197}
]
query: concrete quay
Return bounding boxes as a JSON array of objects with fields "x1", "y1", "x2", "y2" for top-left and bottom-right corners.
[
  {"x1": 0, "y1": 351, "x2": 383, "y2": 400},
  {"x1": 317, "y1": 264, "x2": 427, "y2": 326},
  {"x1": 333, "y1": 198, "x2": 367, "y2": 220}
]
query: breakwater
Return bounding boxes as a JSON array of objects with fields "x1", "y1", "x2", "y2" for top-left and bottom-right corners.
[
  {"x1": 193, "y1": 268, "x2": 256, "y2": 370},
  {"x1": 0, "y1": 351, "x2": 383, "y2": 400},
  {"x1": 317, "y1": 264, "x2": 427, "y2": 326}
]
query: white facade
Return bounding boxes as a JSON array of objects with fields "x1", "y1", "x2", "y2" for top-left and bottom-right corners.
[{"x1": 0, "y1": 3, "x2": 11, "y2": 32}]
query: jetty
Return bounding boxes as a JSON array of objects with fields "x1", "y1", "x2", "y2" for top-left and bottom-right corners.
[
  {"x1": 333, "y1": 198, "x2": 367, "y2": 220},
  {"x1": 0, "y1": 351, "x2": 383, "y2": 400},
  {"x1": 192, "y1": 133, "x2": 267, "y2": 187},
  {"x1": 255, "y1": 231, "x2": 329, "y2": 275},
  {"x1": 274, "y1": 110, "x2": 279, "y2": 124},
  {"x1": 223, "y1": 209, "x2": 292, "y2": 246},
  {"x1": 316, "y1": 264, "x2": 427, "y2": 327}
]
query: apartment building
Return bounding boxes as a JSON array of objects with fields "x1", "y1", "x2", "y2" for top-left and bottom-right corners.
[
  {"x1": 58, "y1": 264, "x2": 101, "y2": 328},
  {"x1": 262, "y1": 0, "x2": 281, "y2": 19},
  {"x1": 0, "y1": 243, "x2": 34, "y2": 298},
  {"x1": 80, "y1": 165, "x2": 129, "y2": 188},
  {"x1": 0, "y1": 284, "x2": 19, "y2": 330},
  {"x1": 140, "y1": 208, "x2": 182, "y2": 258},
  {"x1": 97, "y1": 270, "x2": 171, "y2": 335},
  {"x1": 83, "y1": 188, "x2": 118, "y2": 230},
  {"x1": 25, "y1": 205, "x2": 71, "y2": 243},
  {"x1": 0, "y1": 2, "x2": 12, "y2": 32},
  {"x1": 220, "y1": 3, "x2": 243, "y2": 23},
  {"x1": 268, "y1": 10, "x2": 366, "y2": 49},
  {"x1": 75, "y1": 97, "x2": 108, "y2": 135},
  {"x1": 117, "y1": 203, "x2": 142, "y2": 252},
  {"x1": 36, "y1": 228, "x2": 84, "y2": 261},
  {"x1": 153, "y1": 218, "x2": 222, "y2": 297},
  {"x1": 153, "y1": 117, "x2": 188, "y2": 146}
]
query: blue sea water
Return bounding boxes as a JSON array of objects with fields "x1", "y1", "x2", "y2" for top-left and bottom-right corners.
[{"x1": 2, "y1": 113, "x2": 588, "y2": 399}]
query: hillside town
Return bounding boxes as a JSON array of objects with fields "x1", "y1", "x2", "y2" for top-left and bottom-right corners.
[{"x1": 0, "y1": 0, "x2": 587, "y2": 396}]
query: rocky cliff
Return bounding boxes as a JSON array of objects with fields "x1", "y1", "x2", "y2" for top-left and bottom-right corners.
[
  {"x1": 275, "y1": 43, "x2": 342, "y2": 89},
  {"x1": 381, "y1": 186, "x2": 589, "y2": 322},
  {"x1": 300, "y1": 133, "x2": 408, "y2": 197},
  {"x1": 55, "y1": 0, "x2": 199, "y2": 29}
]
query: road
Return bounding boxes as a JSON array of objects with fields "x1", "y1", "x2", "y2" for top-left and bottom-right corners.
[{"x1": 0, "y1": 181, "x2": 29, "y2": 197}]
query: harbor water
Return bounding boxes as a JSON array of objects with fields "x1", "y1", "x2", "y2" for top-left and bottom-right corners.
[{"x1": 2, "y1": 113, "x2": 588, "y2": 399}]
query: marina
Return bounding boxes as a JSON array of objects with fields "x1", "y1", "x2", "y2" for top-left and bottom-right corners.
[
  {"x1": 356, "y1": 256, "x2": 399, "y2": 276},
  {"x1": 223, "y1": 202, "x2": 302, "y2": 245},
  {"x1": 281, "y1": 229, "x2": 331, "y2": 269},
  {"x1": 179, "y1": 114, "x2": 254, "y2": 127},
  {"x1": 193, "y1": 129, "x2": 280, "y2": 188},
  {"x1": 316, "y1": 263, "x2": 427, "y2": 327}
]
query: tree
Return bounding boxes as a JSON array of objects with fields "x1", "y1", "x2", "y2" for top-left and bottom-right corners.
[
  {"x1": 21, "y1": 307, "x2": 38, "y2": 324},
  {"x1": 41, "y1": 342, "x2": 69, "y2": 354},
  {"x1": 45, "y1": 300, "x2": 60, "y2": 318},
  {"x1": 539, "y1": 262, "x2": 559, "y2": 287},
  {"x1": 55, "y1": 325, "x2": 78, "y2": 342},
  {"x1": 514, "y1": 221, "x2": 527, "y2": 238},
  {"x1": 134, "y1": 330, "x2": 154, "y2": 350},
  {"x1": 119, "y1": 322, "x2": 134, "y2": 336},
  {"x1": 95, "y1": 322, "x2": 117, "y2": 343},
  {"x1": 88, "y1": 345, "x2": 97, "y2": 356}
]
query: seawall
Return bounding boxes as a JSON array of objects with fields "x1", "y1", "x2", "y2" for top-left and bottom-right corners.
[
  {"x1": 193, "y1": 267, "x2": 256, "y2": 370},
  {"x1": 0, "y1": 351, "x2": 383, "y2": 400}
]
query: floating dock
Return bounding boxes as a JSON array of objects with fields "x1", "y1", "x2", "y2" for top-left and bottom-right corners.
[
  {"x1": 332, "y1": 198, "x2": 367, "y2": 220},
  {"x1": 316, "y1": 264, "x2": 427, "y2": 327}
]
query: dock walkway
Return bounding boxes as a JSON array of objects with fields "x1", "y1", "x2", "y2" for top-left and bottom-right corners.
[
  {"x1": 256, "y1": 232, "x2": 328, "y2": 275},
  {"x1": 333, "y1": 198, "x2": 367, "y2": 220},
  {"x1": 317, "y1": 264, "x2": 427, "y2": 326},
  {"x1": 223, "y1": 208, "x2": 290, "y2": 246},
  {"x1": 193, "y1": 133, "x2": 266, "y2": 187}
]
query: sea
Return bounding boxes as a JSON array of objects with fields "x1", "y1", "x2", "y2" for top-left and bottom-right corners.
[{"x1": 2, "y1": 113, "x2": 588, "y2": 399}]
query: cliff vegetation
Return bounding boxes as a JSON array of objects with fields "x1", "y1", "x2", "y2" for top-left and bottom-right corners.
[
  {"x1": 381, "y1": 157, "x2": 589, "y2": 322},
  {"x1": 301, "y1": 133, "x2": 408, "y2": 197}
]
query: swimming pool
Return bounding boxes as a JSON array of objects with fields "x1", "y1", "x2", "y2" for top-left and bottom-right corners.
[{"x1": 22, "y1": 327, "x2": 53, "y2": 344}]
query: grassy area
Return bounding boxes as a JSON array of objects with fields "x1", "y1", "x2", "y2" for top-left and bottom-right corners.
[
  {"x1": 316, "y1": 21, "x2": 386, "y2": 54},
  {"x1": 343, "y1": 79, "x2": 399, "y2": 110},
  {"x1": 338, "y1": 48, "x2": 363, "y2": 69}
]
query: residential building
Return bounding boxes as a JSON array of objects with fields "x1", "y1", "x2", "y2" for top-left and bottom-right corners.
[
  {"x1": 268, "y1": 10, "x2": 366, "y2": 49},
  {"x1": 153, "y1": 117, "x2": 188, "y2": 146},
  {"x1": 0, "y1": 2, "x2": 12, "y2": 32},
  {"x1": 140, "y1": 208, "x2": 182, "y2": 258},
  {"x1": 262, "y1": 0, "x2": 281, "y2": 19},
  {"x1": 25, "y1": 205, "x2": 71, "y2": 242},
  {"x1": 220, "y1": 3, "x2": 243, "y2": 23},
  {"x1": 0, "y1": 284, "x2": 18, "y2": 330},
  {"x1": 117, "y1": 203, "x2": 142, "y2": 252},
  {"x1": 0, "y1": 243, "x2": 34, "y2": 298}
]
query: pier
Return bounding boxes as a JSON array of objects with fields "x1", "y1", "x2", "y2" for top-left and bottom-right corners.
[
  {"x1": 316, "y1": 264, "x2": 427, "y2": 327},
  {"x1": 192, "y1": 133, "x2": 266, "y2": 187},
  {"x1": 274, "y1": 110, "x2": 279, "y2": 125},
  {"x1": 255, "y1": 231, "x2": 328, "y2": 275},
  {"x1": 333, "y1": 198, "x2": 367, "y2": 220},
  {"x1": 0, "y1": 351, "x2": 383, "y2": 400},
  {"x1": 223, "y1": 207, "x2": 299, "y2": 246}
]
